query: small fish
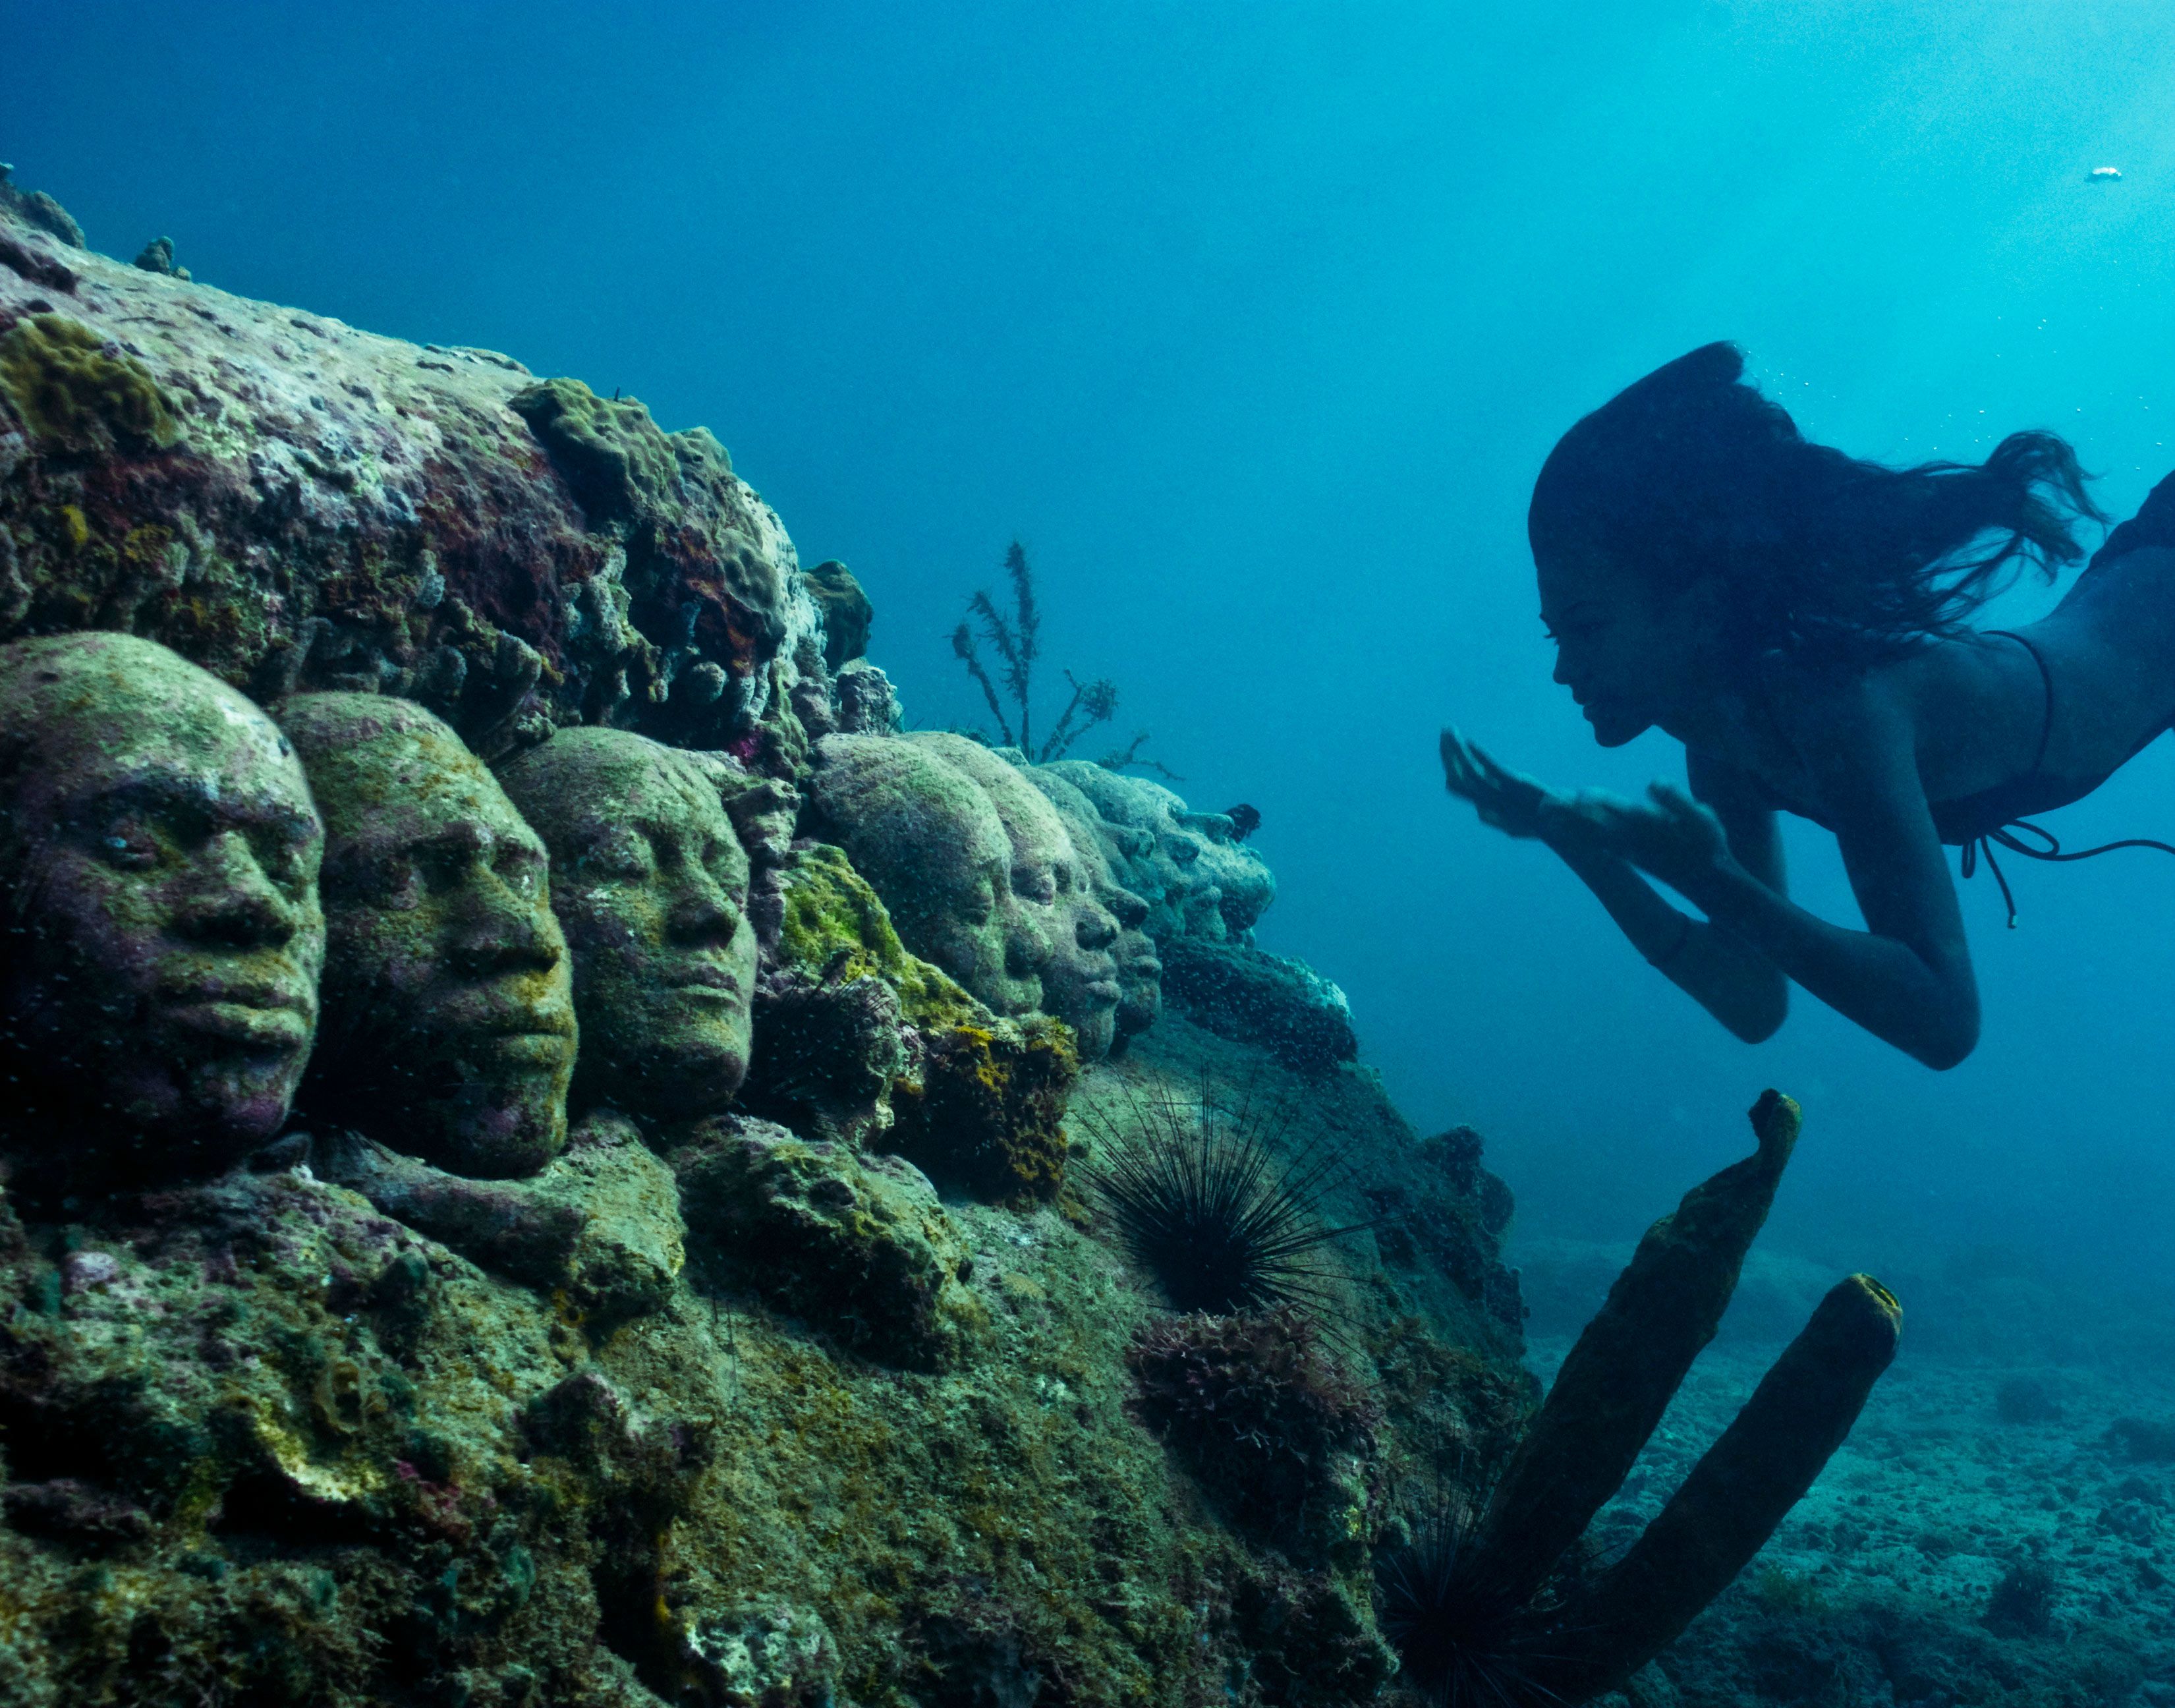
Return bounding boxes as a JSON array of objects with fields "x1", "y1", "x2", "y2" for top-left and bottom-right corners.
[{"x1": 2089, "y1": 166, "x2": 2124, "y2": 181}]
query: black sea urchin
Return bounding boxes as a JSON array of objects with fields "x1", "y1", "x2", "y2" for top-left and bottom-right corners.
[
  {"x1": 1077, "y1": 1079, "x2": 1363, "y2": 1316},
  {"x1": 1377, "y1": 1493, "x2": 1561, "y2": 1708}
]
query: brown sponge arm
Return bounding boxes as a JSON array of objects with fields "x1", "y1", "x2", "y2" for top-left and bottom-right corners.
[
  {"x1": 1471, "y1": 1089, "x2": 1801, "y2": 1605},
  {"x1": 1536, "y1": 1271, "x2": 1903, "y2": 1701}
]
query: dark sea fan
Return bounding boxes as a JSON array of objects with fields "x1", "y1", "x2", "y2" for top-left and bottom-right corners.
[
  {"x1": 1078, "y1": 1079, "x2": 1363, "y2": 1316},
  {"x1": 1378, "y1": 1493, "x2": 1560, "y2": 1708}
]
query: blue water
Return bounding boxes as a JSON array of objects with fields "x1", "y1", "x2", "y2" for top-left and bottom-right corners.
[{"x1": 15, "y1": 0, "x2": 2175, "y2": 1310}]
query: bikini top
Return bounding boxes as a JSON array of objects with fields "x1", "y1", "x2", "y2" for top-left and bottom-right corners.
[{"x1": 1754, "y1": 630, "x2": 2174, "y2": 926}]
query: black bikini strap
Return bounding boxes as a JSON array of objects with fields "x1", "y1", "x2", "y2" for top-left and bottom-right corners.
[
  {"x1": 1985, "y1": 628, "x2": 2056, "y2": 776},
  {"x1": 1965, "y1": 819, "x2": 2175, "y2": 929}
]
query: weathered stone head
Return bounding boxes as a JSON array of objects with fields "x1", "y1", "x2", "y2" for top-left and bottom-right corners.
[
  {"x1": 0, "y1": 633, "x2": 324, "y2": 1184},
  {"x1": 908, "y1": 734, "x2": 1123, "y2": 1060},
  {"x1": 499, "y1": 728, "x2": 756, "y2": 1123},
  {"x1": 283, "y1": 693, "x2": 575, "y2": 1177},
  {"x1": 1045, "y1": 762, "x2": 1276, "y2": 941},
  {"x1": 805, "y1": 734, "x2": 1047, "y2": 1017},
  {"x1": 1025, "y1": 766, "x2": 1162, "y2": 1046}
]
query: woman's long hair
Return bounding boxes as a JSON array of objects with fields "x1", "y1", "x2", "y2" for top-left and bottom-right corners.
[{"x1": 1528, "y1": 343, "x2": 2108, "y2": 675}]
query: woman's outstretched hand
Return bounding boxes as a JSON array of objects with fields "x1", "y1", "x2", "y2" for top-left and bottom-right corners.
[
  {"x1": 1440, "y1": 728, "x2": 1579, "y2": 843},
  {"x1": 1548, "y1": 780, "x2": 1732, "y2": 894},
  {"x1": 1442, "y1": 730, "x2": 1732, "y2": 890}
]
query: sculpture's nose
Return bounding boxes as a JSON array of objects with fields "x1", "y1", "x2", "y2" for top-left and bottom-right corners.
[
  {"x1": 451, "y1": 862, "x2": 563, "y2": 979},
  {"x1": 667, "y1": 863, "x2": 743, "y2": 948},
  {"x1": 1074, "y1": 897, "x2": 1117, "y2": 953},
  {"x1": 175, "y1": 830, "x2": 300, "y2": 948}
]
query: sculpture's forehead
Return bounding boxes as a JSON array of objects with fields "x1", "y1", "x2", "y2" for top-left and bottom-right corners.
[
  {"x1": 977, "y1": 768, "x2": 1071, "y2": 863},
  {"x1": 515, "y1": 733, "x2": 733, "y2": 837},
  {"x1": 889, "y1": 766, "x2": 1009, "y2": 865},
  {"x1": 1, "y1": 639, "x2": 302, "y2": 795},
  {"x1": 814, "y1": 737, "x2": 1010, "y2": 865},
  {"x1": 302, "y1": 718, "x2": 532, "y2": 847},
  {"x1": 905, "y1": 735, "x2": 1071, "y2": 861}
]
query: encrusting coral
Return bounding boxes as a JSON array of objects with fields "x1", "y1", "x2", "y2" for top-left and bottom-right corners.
[
  {"x1": 0, "y1": 191, "x2": 814, "y2": 767},
  {"x1": 0, "y1": 313, "x2": 181, "y2": 453}
]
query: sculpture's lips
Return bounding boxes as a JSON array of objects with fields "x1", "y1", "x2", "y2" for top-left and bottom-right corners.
[
  {"x1": 665, "y1": 965, "x2": 743, "y2": 996},
  {"x1": 165, "y1": 1000, "x2": 312, "y2": 1052},
  {"x1": 1085, "y1": 979, "x2": 1123, "y2": 1004},
  {"x1": 470, "y1": 1021, "x2": 577, "y2": 1068}
]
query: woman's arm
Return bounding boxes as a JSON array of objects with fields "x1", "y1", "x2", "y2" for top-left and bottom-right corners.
[
  {"x1": 1555, "y1": 681, "x2": 1981, "y2": 1069},
  {"x1": 1440, "y1": 731, "x2": 1788, "y2": 1042}
]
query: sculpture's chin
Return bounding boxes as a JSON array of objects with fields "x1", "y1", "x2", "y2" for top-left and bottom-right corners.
[{"x1": 586, "y1": 1029, "x2": 751, "y2": 1125}]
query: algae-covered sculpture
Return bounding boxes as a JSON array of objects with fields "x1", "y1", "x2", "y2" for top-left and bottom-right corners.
[
  {"x1": 499, "y1": 727, "x2": 756, "y2": 1123},
  {"x1": 1025, "y1": 765, "x2": 1164, "y2": 1047},
  {"x1": 1045, "y1": 759, "x2": 1276, "y2": 942},
  {"x1": 805, "y1": 733, "x2": 1049, "y2": 1017},
  {"x1": 0, "y1": 632, "x2": 324, "y2": 1187},
  {"x1": 1379, "y1": 1091, "x2": 1902, "y2": 1705},
  {"x1": 282, "y1": 692, "x2": 575, "y2": 1176},
  {"x1": 907, "y1": 732, "x2": 1123, "y2": 1059}
]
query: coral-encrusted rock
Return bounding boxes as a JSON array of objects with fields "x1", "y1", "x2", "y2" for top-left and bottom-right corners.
[
  {"x1": 312, "y1": 1113, "x2": 686, "y2": 1330},
  {"x1": 0, "y1": 201, "x2": 812, "y2": 766},
  {"x1": 674, "y1": 1116, "x2": 982, "y2": 1370},
  {"x1": 803, "y1": 559, "x2": 872, "y2": 672},
  {"x1": 665, "y1": 1599, "x2": 841, "y2": 1708},
  {"x1": 1158, "y1": 936, "x2": 1357, "y2": 1073}
]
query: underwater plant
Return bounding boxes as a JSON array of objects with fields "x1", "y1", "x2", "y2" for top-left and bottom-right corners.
[
  {"x1": 951, "y1": 540, "x2": 1123, "y2": 762},
  {"x1": 1374, "y1": 1092, "x2": 1903, "y2": 1705},
  {"x1": 1078, "y1": 1080, "x2": 1365, "y2": 1316}
]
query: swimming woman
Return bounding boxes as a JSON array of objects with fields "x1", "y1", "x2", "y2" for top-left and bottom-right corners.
[{"x1": 1442, "y1": 341, "x2": 2175, "y2": 1069}]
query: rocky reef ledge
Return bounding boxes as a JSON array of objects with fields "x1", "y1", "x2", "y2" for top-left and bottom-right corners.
[{"x1": 0, "y1": 183, "x2": 1892, "y2": 1708}]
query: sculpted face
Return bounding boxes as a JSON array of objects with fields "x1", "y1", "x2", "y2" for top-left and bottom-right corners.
[
  {"x1": 283, "y1": 694, "x2": 575, "y2": 1178},
  {"x1": 806, "y1": 735, "x2": 1046, "y2": 1017},
  {"x1": 499, "y1": 729, "x2": 755, "y2": 1122},
  {"x1": 1025, "y1": 768, "x2": 1162, "y2": 1045},
  {"x1": 1044, "y1": 762, "x2": 1274, "y2": 942},
  {"x1": 0, "y1": 633, "x2": 324, "y2": 1183},
  {"x1": 910, "y1": 735, "x2": 1122, "y2": 1059}
]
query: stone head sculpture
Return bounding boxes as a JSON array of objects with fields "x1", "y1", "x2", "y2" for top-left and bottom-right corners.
[
  {"x1": 499, "y1": 728, "x2": 756, "y2": 1123},
  {"x1": 1044, "y1": 762, "x2": 1275, "y2": 941},
  {"x1": 1025, "y1": 767, "x2": 1162, "y2": 1046},
  {"x1": 907, "y1": 734, "x2": 1123, "y2": 1059},
  {"x1": 805, "y1": 734, "x2": 1046, "y2": 1017},
  {"x1": 0, "y1": 633, "x2": 324, "y2": 1185},
  {"x1": 282, "y1": 693, "x2": 575, "y2": 1178}
]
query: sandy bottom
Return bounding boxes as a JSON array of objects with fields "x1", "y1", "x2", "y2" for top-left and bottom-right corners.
[{"x1": 1527, "y1": 1336, "x2": 2175, "y2": 1707}]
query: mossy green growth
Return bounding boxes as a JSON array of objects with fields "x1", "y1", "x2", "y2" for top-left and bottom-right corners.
[
  {"x1": 0, "y1": 314, "x2": 180, "y2": 451},
  {"x1": 889, "y1": 1017, "x2": 1081, "y2": 1209},
  {"x1": 507, "y1": 376, "x2": 678, "y2": 524},
  {"x1": 776, "y1": 843, "x2": 986, "y2": 1033}
]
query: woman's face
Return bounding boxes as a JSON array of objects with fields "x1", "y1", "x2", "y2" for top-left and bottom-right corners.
[{"x1": 1537, "y1": 546, "x2": 1720, "y2": 748}]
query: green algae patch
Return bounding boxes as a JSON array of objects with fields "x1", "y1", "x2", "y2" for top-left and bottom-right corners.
[
  {"x1": 776, "y1": 842, "x2": 986, "y2": 1033},
  {"x1": 509, "y1": 376, "x2": 679, "y2": 524},
  {"x1": 0, "y1": 314, "x2": 181, "y2": 452}
]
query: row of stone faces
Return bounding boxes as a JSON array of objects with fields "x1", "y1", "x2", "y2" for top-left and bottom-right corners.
[{"x1": 0, "y1": 631, "x2": 1271, "y2": 1191}]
